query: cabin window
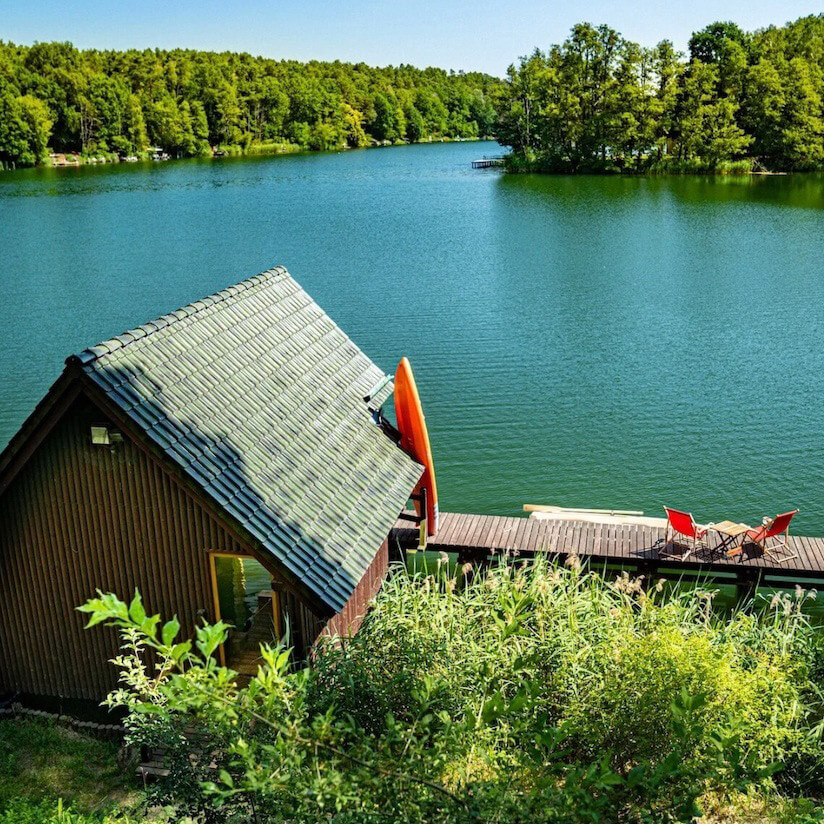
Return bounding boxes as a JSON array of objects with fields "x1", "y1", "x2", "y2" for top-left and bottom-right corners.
[
  {"x1": 90, "y1": 425, "x2": 110, "y2": 445},
  {"x1": 90, "y1": 425, "x2": 123, "y2": 445}
]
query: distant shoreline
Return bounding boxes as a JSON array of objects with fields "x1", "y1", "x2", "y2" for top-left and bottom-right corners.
[{"x1": 9, "y1": 137, "x2": 494, "y2": 172}]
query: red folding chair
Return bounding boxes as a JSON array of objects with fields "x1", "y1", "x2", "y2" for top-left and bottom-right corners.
[
  {"x1": 661, "y1": 506, "x2": 708, "y2": 560},
  {"x1": 744, "y1": 510, "x2": 799, "y2": 563}
]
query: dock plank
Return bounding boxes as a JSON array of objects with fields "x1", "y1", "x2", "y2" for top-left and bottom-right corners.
[{"x1": 393, "y1": 512, "x2": 824, "y2": 582}]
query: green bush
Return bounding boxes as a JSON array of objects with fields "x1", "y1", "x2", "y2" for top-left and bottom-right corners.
[
  {"x1": 79, "y1": 561, "x2": 824, "y2": 822},
  {"x1": 0, "y1": 798, "x2": 143, "y2": 823}
]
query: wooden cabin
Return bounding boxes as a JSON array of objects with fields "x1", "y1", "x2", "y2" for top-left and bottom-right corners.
[{"x1": 0, "y1": 267, "x2": 423, "y2": 702}]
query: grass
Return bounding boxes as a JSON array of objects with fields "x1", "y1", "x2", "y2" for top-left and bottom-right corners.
[
  {"x1": 700, "y1": 790, "x2": 824, "y2": 822},
  {"x1": 309, "y1": 558, "x2": 824, "y2": 819},
  {"x1": 0, "y1": 717, "x2": 142, "y2": 821}
]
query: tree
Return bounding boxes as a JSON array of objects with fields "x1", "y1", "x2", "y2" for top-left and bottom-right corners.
[
  {"x1": 17, "y1": 93, "x2": 52, "y2": 163},
  {"x1": 675, "y1": 60, "x2": 750, "y2": 165},
  {"x1": 742, "y1": 59, "x2": 785, "y2": 163},
  {"x1": 688, "y1": 21, "x2": 748, "y2": 64},
  {"x1": 85, "y1": 75, "x2": 130, "y2": 151},
  {"x1": 0, "y1": 84, "x2": 30, "y2": 166},
  {"x1": 371, "y1": 91, "x2": 401, "y2": 142},
  {"x1": 340, "y1": 102, "x2": 368, "y2": 147},
  {"x1": 123, "y1": 93, "x2": 148, "y2": 153},
  {"x1": 779, "y1": 57, "x2": 824, "y2": 169},
  {"x1": 651, "y1": 40, "x2": 681, "y2": 162},
  {"x1": 145, "y1": 95, "x2": 185, "y2": 152},
  {"x1": 404, "y1": 103, "x2": 426, "y2": 142},
  {"x1": 495, "y1": 50, "x2": 547, "y2": 159},
  {"x1": 212, "y1": 81, "x2": 243, "y2": 146},
  {"x1": 609, "y1": 42, "x2": 657, "y2": 169},
  {"x1": 188, "y1": 99, "x2": 210, "y2": 154},
  {"x1": 496, "y1": 25, "x2": 628, "y2": 172}
]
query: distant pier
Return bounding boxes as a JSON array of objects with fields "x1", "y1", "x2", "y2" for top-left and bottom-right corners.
[{"x1": 471, "y1": 157, "x2": 505, "y2": 168}]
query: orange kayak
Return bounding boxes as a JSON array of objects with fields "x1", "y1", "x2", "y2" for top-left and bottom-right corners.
[{"x1": 394, "y1": 357, "x2": 438, "y2": 535}]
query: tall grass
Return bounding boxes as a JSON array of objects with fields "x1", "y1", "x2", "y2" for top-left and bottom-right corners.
[
  {"x1": 310, "y1": 557, "x2": 824, "y2": 815},
  {"x1": 78, "y1": 559, "x2": 824, "y2": 821}
]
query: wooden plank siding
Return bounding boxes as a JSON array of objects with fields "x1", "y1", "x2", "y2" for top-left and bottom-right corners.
[
  {"x1": 323, "y1": 536, "x2": 389, "y2": 639},
  {"x1": 0, "y1": 394, "x2": 251, "y2": 700},
  {"x1": 284, "y1": 537, "x2": 390, "y2": 658},
  {"x1": 393, "y1": 512, "x2": 824, "y2": 582}
]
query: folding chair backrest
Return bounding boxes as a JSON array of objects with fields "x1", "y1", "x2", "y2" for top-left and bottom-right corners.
[
  {"x1": 664, "y1": 506, "x2": 697, "y2": 539},
  {"x1": 766, "y1": 510, "x2": 798, "y2": 537}
]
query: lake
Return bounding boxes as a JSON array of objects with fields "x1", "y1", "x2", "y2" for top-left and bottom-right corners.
[{"x1": 1, "y1": 143, "x2": 823, "y2": 533}]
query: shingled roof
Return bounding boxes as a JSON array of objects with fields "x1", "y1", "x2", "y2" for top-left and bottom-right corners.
[{"x1": 66, "y1": 266, "x2": 423, "y2": 613}]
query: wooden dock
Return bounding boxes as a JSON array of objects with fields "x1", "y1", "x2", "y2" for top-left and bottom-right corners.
[
  {"x1": 392, "y1": 512, "x2": 824, "y2": 594},
  {"x1": 471, "y1": 157, "x2": 505, "y2": 168}
]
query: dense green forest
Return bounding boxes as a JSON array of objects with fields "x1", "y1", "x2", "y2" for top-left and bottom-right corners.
[
  {"x1": 0, "y1": 42, "x2": 502, "y2": 166},
  {"x1": 498, "y1": 15, "x2": 824, "y2": 172},
  {"x1": 1, "y1": 14, "x2": 823, "y2": 172}
]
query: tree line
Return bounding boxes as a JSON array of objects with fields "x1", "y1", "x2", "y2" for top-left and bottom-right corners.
[
  {"x1": 2, "y1": 15, "x2": 823, "y2": 173},
  {"x1": 497, "y1": 15, "x2": 824, "y2": 173},
  {"x1": 0, "y1": 41, "x2": 502, "y2": 166}
]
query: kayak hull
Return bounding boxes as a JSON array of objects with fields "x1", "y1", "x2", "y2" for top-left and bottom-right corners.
[{"x1": 393, "y1": 357, "x2": 438, "y2": 535}]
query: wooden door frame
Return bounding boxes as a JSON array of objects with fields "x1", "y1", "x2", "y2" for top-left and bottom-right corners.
[{"x1": 207, "y1": 550, "x2": 282, "y2": 668}]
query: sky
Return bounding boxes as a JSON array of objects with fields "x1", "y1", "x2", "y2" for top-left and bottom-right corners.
[{"x1": 2, "y1": 0, "x2": 820, "y2": 76}]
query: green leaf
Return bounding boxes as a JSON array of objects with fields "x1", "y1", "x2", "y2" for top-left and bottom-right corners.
[
  {"x1": 757, "y1": 761, "x2": 784, "y2": 779},
  {"x1": 599, "y1": 770, "x2": 623, "y2": 787},
  {"x1": 481, "y1": 693, "x2": 505, "y2": 725},
  {"x1": 170, "y1": 640, "x2": 192, "y2": 662},
  {"x1": 141, "y1": 614, "x2": 160, "y2": 640},
  {"x1": 162, "y1": 616, "x2": 181, "y2": 647},
  {"x1": 128, "y1": 590, "x2": 146, "y2": 625},
  {"x1": 508, "y1": 687, "x2": 529, "y2": 714},
  {"x1": 77, "y1": 603, "x2": 111, "y2": 629},
  {"x1": 196, "y1": 621, "x2": 228, "y2": 659}
]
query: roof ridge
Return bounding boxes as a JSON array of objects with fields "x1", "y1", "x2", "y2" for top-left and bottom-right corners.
[{"x1": 67, "y1": 265, "x2": 289, "y2": 367}]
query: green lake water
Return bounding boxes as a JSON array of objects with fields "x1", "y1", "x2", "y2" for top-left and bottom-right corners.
[{"x1": 2, "y1": 143, "x2": 823, "y2": 533}]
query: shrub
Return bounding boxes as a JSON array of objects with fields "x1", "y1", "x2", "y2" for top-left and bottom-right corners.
[{"x1": 79, "y1": 561, "x2": 824, "y2": 822}]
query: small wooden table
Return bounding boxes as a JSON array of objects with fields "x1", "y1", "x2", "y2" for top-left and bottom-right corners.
[{"x1": 706, "y1": 520, "x2": 751, "y2": 557}]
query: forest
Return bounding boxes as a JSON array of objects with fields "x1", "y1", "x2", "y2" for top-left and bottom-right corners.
[
  {"x1": 0, "y1": 42, "x2": 502, "y2": 166},
  {"x1": 0, "y1": 14, "x2": 822, "y2": 173},
  {"x1": 497, "y1": 15, "x2": 824, "y2": 173}
]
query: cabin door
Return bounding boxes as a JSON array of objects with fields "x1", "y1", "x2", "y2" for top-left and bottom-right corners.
[{"x1": 207, "y1": 552, "x2": 282, "y2": 672}]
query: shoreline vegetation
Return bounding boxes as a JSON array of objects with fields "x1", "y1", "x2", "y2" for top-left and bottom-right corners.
[
  {"x1": 39, "y1": 134, "x2": 490, "y2": 169},
  {"x1": 0, "y1": 41, "x2": 502, "y2": 170},
  {"x1": 66, "y1": 561, "x2": 824, "y2": 822},
  {"x1": 3, "y1": 14, "x2": 822, "y2": 176},
  {"x1": 497, "y1": 15, "x2": 824, "y2": 175}
]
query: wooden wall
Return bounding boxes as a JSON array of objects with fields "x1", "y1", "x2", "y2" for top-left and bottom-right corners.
[
  {"x1": 0, "y1": 394, "x2": 250, "y2": 700},
  {"x1": 322, "y1": 537, "x2": 389, "y2": 639}
]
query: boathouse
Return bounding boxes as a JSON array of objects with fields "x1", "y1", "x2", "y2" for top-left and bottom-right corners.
[{"x1": 0, "y1": 266, "x2": 424, "y2": 702}]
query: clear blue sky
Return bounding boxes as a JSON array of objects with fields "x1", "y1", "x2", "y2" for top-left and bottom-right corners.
[{"x1": 3, "y1": 0, "x2": 819, "y2": 76}]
